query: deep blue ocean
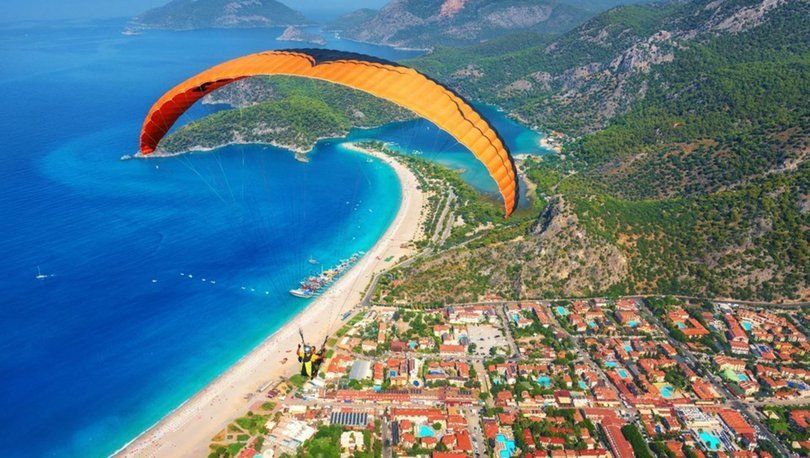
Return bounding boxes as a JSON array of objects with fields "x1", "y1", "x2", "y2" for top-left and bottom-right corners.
[{"x1": 0, "y1": 19, "x2": 547, "y2": 457}]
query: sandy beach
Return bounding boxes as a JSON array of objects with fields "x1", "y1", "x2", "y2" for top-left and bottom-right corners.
[{"x1": 116, "y1": 143, "x2": 426, "y2": 457}]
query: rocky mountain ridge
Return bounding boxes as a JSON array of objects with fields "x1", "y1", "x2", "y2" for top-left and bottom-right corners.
[
  {"x1": 333, "y1": 0, "x2": 593, "y2": 48},
  {"x1": 132, "y1": 0, "x2": 310, "y2": 30}
]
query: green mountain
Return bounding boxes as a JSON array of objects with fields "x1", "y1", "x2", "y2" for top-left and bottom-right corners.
[
  {"x1": 157, "y1": 77, "x2": 410, "y2": 157},
  {"x1": 381, "y1": 0, "x2": 809, "y2": 304},
  {"x1": 132, "y1": 0, "x2": 310, "y2": 30},
  {"x1": 332, "y1": 0, "x2": 594, "y2": 48},
  {"x1": 326, "y1": 8, "x2": 379, "y2": 32}
]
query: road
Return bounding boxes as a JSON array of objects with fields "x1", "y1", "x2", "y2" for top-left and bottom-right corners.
[
  {"x1": 380, "y1": 417, "x2": 392, "y2": 458},
  {"x1": 464, "y1": 407, "x2": 487, "y2": 457},
  {"x1": 494, "y1": 305, "x2": 520, "y2": 357},
  {"x1": 639, "y1": 303, "x2": 793, "y2": 457}
]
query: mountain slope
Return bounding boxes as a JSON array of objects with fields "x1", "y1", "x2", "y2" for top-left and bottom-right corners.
[
  {"x1": 132, "y1": 0, "x2": 310, "y2": 30},
  {"x1": 157, "y1": 77, "x2": 410, "y2": 156},
  {"x1": 382, "y1": 0, "x2": 809, "y2": 303},
  {"x1": 333, "y1": 0, "x2": 593, "y2": 48}
]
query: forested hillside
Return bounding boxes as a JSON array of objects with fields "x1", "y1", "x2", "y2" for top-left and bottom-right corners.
[
  {"x1": 132, "y1": 0, "x2": 310, "y2": 30},
  {"x1": 382, "y1": 0, "x2": 808, "y2": 304},
  {"x1": 331, "y1": 0, "x2": 593, "y2": 48},
  {"x1": 157, "y1": 77, "x2": 411, "y2": 156}
]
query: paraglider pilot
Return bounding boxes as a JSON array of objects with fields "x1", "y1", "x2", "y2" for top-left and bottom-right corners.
[{"x1": 297, "y1": 341, "x2": 325, "y2": 379}]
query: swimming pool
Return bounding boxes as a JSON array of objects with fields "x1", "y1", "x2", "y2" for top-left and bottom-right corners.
[
  {"x1": 698, "y1": 430, "x2": 721, "y2": 451},
  {"x1": 623, "y1": 344, "x2": 633, "y2": 352},
  {"x1": 556, "y1": 306, "x2": 569, "y2": 316},
  {"x1": 628, "y1": 320, "x2": 639, "y2": 327},
  {"x1": 675, "y1": 321, "x2": 687, "y2": 330},
  {"x1": 742, "y1": 321, "x2": 753, "y2": 331},
  {"x1": 658, "y1": 384, "x2": 675, "y2": 399},
  {"x1": 588, "y1": 320, "x2": 597, "y2": 328},
  {"x1": 618, "y1": 369, "x2": 630, "y2": 379},
  {"x1": 536, "y1": 375, "x2": 552, "y2": 388},
  {"x1": 496, "y1": 434, "x2": 516, "y2": 458},
  {"x1": 605, "y1": 361, "x2": 618, "y2": 368},
  {"x1": 723, "y1": 368, "x2": 749, "y2": 383},
  {"x1": 417, "y1": 424, "x2": 435, "y2": 438},
  {"x1": 578, "y1": 380, "x2": 588, "y2": 390}
]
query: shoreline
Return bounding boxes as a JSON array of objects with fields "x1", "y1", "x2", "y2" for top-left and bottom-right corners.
[{"x1": 116, "y1": 142, "x2": 426, "y2": 457}]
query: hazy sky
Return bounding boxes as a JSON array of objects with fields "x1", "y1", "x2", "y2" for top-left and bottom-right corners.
[{"x1": 0, "y1": 0, "x2": 389, "y2": 22}]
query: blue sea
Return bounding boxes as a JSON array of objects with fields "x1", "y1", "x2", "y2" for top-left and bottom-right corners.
[{"x1": 0, "y1": 20, "x2": 547, "y2": 457}]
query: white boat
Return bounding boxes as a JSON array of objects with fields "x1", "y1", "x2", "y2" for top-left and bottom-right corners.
[
  {"x1": 308, "y1": 257, "x2": 319, "y2": 265},
  {"x1": 289, "y1": 288, "x2": 314, "y2": 298},
  {"x1": 35, "y1": 266, "x2": 51, "y2": 280}
]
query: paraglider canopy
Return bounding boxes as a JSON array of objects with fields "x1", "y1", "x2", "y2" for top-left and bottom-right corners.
[{"x1": 139, "y1": 49, "x2": 519, "y2": 217}]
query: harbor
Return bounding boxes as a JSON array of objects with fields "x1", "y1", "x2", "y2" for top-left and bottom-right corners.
[{"x1": 290, "y1": 252, "x2": 365, "y2": 298}]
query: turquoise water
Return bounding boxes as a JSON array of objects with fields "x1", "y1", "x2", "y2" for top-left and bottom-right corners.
[
  {"x1": 628, "y1": 320, "x2": 639, "y2": 327},
  {"x1": 623, "y1": 344, "x2": 633, "y2": 352},
  {"x1": 0, "y1": 19, "x2": 457, "y2": 458},
  {"x1": 346, "y1": 105, "x2": 551, "y2": 205},
  {"x1": 676, "y1": 321, "x2": 687, "y2": 329},
  {"x1": 605, "y1": 361, "x2": 618, "y2": 368},
  {"x1": 555, "y1": 306, "x2": 569, "y2": 316},
  {"x1": 588, "y1": 320, "x2": 597, "y2": 328},
  {"x1": 618, "y1": 369, "x2": 630, "y2": 379},
  {"x1": 0, "y1": 19, "x2": 546, "y2": 457},
  {"x1": 578, "y1": 380, "x2": 588, "y2": 390},
  {"x1": 742, "y1": 321, "x2": 753, "y2": 331},
  {"x1": 537, "y1": 375, "x2": 552, "y2": 388},
  {"x1": 699, "y1": 431, "x2": 722, "y2": 451},
  {"x1": 659, "y1": 384, "x2": 675, "y2": 399},
  {"x1": 738, "y1": 373, "x2": 749, "y2": 382},
  {"x1": 418, "y1": 425, "x2": 435, "y2": 438},
  {"x1": 496, "y1": 434, "x2": 516, "y2": 458}
]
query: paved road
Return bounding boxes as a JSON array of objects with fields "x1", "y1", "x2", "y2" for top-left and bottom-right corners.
[
  {"x1": 464, "y1": 407, "x2": 487, "y2": 457},
  {"x1": 639, "y1": 303, "x2": 793, "y2": 457},
  {"x1": 747, "y1": 397, "x2": 810, "y2": 407},
  {"x1": 494, "y1": 305, "x2": 520, "y2": 357},
  {"x1": 380, "y1": 417, "x2": 392, "y2": 458}
]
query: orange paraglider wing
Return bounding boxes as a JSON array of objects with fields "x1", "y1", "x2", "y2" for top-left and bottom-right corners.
[{"x1": 139, "y1": 49, "x2": 518, "y2": 217}]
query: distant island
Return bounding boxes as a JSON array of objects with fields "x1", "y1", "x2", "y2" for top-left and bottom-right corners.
[
  {"x1": 130, "y1": 0, "x2": 311, "y2": 30},
  {"x1": 157, "y1": 77, "x2": 412, "y2": 159},
  {"x1": 276, "y1": 26, "x2": 326, "y2": 46}
]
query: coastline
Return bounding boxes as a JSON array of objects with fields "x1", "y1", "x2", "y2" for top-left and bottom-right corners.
[{"x1": 116, "y1": 142, "x2": 426, "y2": 457}]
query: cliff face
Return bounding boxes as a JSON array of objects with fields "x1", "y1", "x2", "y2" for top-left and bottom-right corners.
[
  {"x1": 385, "y1": 0, "x2": 808, "y2": 303},
  {"x1": 382, "y1": 197, "x2": 627, "y2": 304},
  {"x1": 132, "y1": 0, "x2": 310, "y2": 30},
  {"x1": 437, "y1": 0, "x2": 794, "y2": 136},
  {"x1": 334, "y1": 0, "x2": 591, "y2": 48}
]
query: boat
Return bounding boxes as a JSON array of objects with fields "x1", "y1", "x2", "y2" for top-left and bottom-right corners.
[
  {"x1": 35, "y1": 266, "x2": 50, "y2": 280},
  {"x1": 289, "y1": 288, "x2": 315, "y2": 299},
  {"x1": 289, "y1": 252, "x2": 364, "y2": 298},
  {"x1": 308, "y1": 257, "x2": 319, "y2": 265}
]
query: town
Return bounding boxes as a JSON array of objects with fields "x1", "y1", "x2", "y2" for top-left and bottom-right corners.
[{"x1": 205, "y1": 297, "x2": 808, "y2": 458}]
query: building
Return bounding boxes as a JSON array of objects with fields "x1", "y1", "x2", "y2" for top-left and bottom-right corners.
[
  {"x1": 349, "y1": 360, "x2": 371, "y2": 380},
  {"x1": 265, "y1": 419, "x2": 316, "y2": 456},
  {"x1": 330, "y1": 411, "x2": 369, "y2": 429}
]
